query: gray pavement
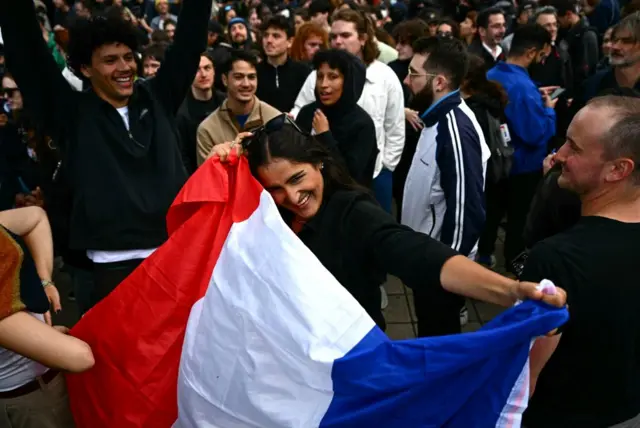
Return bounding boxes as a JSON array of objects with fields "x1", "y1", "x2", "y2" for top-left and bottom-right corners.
[{"x1": 383, "y1": 228, "x2": 509, "y2": 340}]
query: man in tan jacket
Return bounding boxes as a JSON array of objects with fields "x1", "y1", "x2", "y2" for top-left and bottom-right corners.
[{"x1": 197, "y1": 50, "x2": 280, "y2": 165}]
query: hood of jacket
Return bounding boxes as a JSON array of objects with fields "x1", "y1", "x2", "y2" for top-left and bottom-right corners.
[{"x1": 314, "y1": 49, "x2": 366, "y2": 120}]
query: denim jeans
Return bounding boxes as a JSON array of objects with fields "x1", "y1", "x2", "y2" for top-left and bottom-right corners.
[{"x1": 373, "y1": 168, "x2": 393, "y2": 214}]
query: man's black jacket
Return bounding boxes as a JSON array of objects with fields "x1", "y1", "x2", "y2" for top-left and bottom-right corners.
[{"x1": 0, "y1": 0, "x2": 212, "y2": 252}]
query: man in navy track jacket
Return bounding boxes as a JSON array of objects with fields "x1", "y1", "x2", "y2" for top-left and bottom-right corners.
[{"x1": 402, "y1": 36, "x2": 490, "y2": 337}]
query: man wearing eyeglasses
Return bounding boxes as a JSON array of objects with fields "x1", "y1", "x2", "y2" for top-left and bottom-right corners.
[{"x1": 402, "y1": 36, "x2": 490, "y2": 337}]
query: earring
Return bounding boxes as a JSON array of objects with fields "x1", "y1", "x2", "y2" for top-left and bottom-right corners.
[{"x1": 320, "y1": 162, "x2": 324, "y2": 170}]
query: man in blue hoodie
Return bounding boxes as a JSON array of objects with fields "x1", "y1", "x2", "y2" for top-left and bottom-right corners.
[{"x1": 487, "y1": 24, "x2": 557, "y2": 269}]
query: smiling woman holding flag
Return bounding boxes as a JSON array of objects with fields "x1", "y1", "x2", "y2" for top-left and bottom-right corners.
[
  {"x1": 66, "y1": 117, "x2": 567, "y2": 427},
  {"x1": 211, "y1": 117, "x2": 567, "y2": 329}
]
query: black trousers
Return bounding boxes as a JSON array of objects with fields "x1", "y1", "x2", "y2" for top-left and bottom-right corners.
[
  {"x1": 414, "y1": 285, "x2": 465, "y2": 337},
  {"x1": 89, "y1": 259, "x2": 143, "y2": 310},
  {"x1": 477, "y1": 171, "x2": 541, "y2": 268},
  {"x1": 504, "y1": 171, "x2": 542, "y2": 266},
  {"x1": 478, "y1": 178, "x2": 509, "y2": 259}
]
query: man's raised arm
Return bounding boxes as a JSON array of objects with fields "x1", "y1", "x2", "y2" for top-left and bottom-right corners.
[
  {"x1": 150, "y1": 0, "x2": 213, "y2": 116},
  {"x1": 0, "y1": 0, "x2": 74, "y2": 138}
]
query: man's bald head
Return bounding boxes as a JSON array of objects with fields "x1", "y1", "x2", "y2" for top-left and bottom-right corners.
[
  {"x1": 556, "y1": 95, "x2": 640, "y2": 194},
  {"x1": 588, "y1": 96, "x2": 640, "y2": 183}
]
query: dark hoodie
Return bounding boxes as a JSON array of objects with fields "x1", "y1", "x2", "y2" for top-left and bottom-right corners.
[
  {"x1": 256, "y1": 57, "x2": 311, "y2": 113},
  {"x1": 295, "y1": 50, "x2": 378, "y2": 188},
  {"x1": 176, "y1": 87, "x2": 226, "y2": 175}
]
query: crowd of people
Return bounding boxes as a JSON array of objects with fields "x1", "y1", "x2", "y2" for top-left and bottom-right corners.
[{"x1": 0, "y1": 0, "x2": 638, "y2": 425}]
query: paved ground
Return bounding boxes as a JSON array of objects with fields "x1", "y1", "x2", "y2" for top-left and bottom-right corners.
[
  {"x1": 383, "y1": 230, "x2": 509, "y2": 340},
  {"x1": 52, "y1": 230, "x2": 509, "y2": 338}
]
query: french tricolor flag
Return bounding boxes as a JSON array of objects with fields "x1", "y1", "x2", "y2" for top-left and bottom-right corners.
[{"x1": 66, "y1": 156, "x2": 568, "y2": 428}]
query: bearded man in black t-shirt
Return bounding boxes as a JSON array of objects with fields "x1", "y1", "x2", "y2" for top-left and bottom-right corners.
[{"x1": 521, "y1": 95, "x2": 640, "y2": 428}]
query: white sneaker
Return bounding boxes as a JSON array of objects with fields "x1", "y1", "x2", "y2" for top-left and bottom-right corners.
[
  {"x1": 380, "y1": 286, "x2": 389, "y2": 310},
  {"x1": 460, "y1": 306, "x2": 469, "y2": 326}
]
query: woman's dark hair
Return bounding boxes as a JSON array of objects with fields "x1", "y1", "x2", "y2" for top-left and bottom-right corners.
[
  {"x1": 461, "y1": 54, "x2": 508, "y2": 111},
  {"x1": 437, "y1": 18, "x2": 461, "y2": 39},
  {"x1": 312, "y1": 48, "x2": 350, "y2": 74},
  {"x1": 67, "y1": 15, "x2": 139, "y2": 73},
  {"x1": 246, "y1": 125, "x2": 365, "y2": 196},
  {"x1": 392, "y1": 19, "x2": 429, "y2": 45}
]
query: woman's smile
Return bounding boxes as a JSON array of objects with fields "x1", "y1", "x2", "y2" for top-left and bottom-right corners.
[{"x1": 257, "y1": 158, "x2": 324, "y2": 220}]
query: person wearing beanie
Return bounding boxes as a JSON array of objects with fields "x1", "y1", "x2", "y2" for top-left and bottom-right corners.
[{"x1": 227, "y1": 16, "x2": 254, "y2": 50}]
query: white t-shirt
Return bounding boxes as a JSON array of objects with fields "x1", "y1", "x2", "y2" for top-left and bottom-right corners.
[
  {"x1": 483, "y1": 42, "x2": 503, "y2": 60},
  {"x1": 0, "y1": 313, "x2": 49, "y2": 391},
  {"x1": 85, "y1": 106, "x2": 158, "y2": 264},
  {"x1": 116, "y1": 106, "x2": 130, "y2": 130}
]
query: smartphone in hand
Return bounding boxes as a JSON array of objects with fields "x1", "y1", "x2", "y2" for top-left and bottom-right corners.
[{"x1": 549, "y1": 88, "x2": 566, "y2": 100}]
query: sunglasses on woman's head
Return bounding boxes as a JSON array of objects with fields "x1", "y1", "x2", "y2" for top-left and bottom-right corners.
[{"x1": 242, "y1": 114, "x2": 306, "y2": 149}]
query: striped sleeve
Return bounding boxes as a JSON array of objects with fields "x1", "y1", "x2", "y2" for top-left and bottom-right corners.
[{"x1": 435, "y1": 111, "x2": 486, "y2": 256}]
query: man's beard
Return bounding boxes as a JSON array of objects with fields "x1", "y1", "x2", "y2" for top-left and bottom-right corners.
[
  {"x1": 527, "y1": 55, "x2": 545, "y2": 72},
  {"x1": 610, "y1": 52, "x2": 640, "y2": 67},
  {"x1": 410, "y1": 78, "x2": 435, "y2": 114}
]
